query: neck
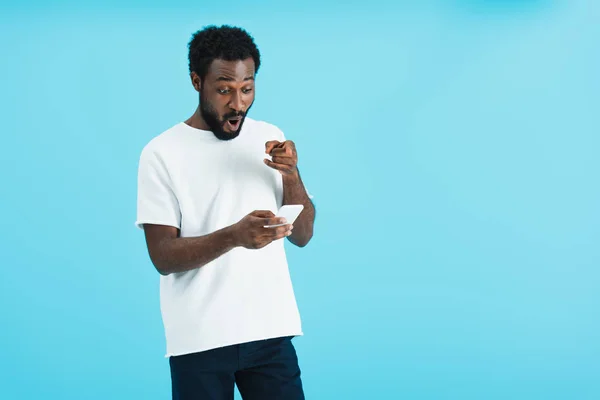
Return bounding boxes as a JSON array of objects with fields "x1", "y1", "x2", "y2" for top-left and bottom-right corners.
[{"x1": 185, "y1": 107, "x2": 211, "y2": 131}]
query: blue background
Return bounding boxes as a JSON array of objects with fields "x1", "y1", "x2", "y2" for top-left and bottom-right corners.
[{"x1": 1, "y1": 0, "x2": 598, "y2": 399}]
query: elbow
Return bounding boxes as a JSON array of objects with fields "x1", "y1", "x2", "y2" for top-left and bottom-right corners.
[
  {"x1": 299, "y1": 236, "x2": 313, "y2": 248},
  {"x1": 292, "y1": 231, "x2": 313, "y2": 248},
  {"x1": 154, "y1": 262, "x2": 170, "y2": 276},
  {"x1": 150, "y1": 256, "x2": 172, "y2": 276}
]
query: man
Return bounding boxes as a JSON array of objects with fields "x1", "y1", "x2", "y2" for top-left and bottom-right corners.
[{"x1": 135, "y1": 25, "x2": 315, "y2": 400}]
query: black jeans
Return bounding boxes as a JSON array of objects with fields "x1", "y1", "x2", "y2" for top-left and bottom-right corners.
[{"x1": 169, "y1": 336, "x2": 305, "y2": 400}]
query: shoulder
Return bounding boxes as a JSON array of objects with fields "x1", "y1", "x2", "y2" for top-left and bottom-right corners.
[{"x1": 139, "y1": 123, "x2": 187, "y2": 161}]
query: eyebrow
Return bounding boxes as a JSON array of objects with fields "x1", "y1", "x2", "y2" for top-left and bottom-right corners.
[{"x1": 215, "y1": 76, "x2": 255, "y2": 82}]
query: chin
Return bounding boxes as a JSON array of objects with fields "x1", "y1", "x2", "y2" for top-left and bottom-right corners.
[{"x1": 213, "y1": 127, "x2": 241, "y2": 141}]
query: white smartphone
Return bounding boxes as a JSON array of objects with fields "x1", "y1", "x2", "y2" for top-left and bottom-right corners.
[{"x1": 264, "y1": 204, "x2": 304, "y2": 228}]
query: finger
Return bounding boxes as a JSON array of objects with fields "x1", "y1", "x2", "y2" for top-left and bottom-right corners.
[
  {"x1": 258, "y1": 225, "x2": 293, "y2": 246},
  {"x1": 251, "y1": 210, "x2": 276, "y2": 218},
  {"x1": 274, "y1": 230, "x2": 293, "y2": 240},
  {"x1": 263, "y1": 217, "x2": 288, "y2": 226},
  {"x1": 269, "y1": 147, "x2": 293, "y2": 156},
  {"x1": 265, "y1": 140, "x2": 281, "y2": 154},
  {"x1": 264, "y1": 159, "x2": 295, "y2": 174},
  {"x1": 269, "y1": 224, "x2": 293, "y2": 234},
  {"x1": 271, "y1": 156, "x2": 295, "y2": 166},
  {"x1": 271, "y1": 225, "x2": 294, "y2": 239}
]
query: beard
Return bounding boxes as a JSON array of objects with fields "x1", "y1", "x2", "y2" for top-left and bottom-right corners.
[{"x1": 199, "y1": 94, "x2": 252, "y2": 141}]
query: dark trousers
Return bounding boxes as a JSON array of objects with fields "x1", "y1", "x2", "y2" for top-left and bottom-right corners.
[{"x1": 169, "y1": 336, "x2": 305, "y2": 400}]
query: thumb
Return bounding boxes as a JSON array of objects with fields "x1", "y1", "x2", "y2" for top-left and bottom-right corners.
[{"x1": 251, "y1": 210, "x2": 276, "y2": 218}]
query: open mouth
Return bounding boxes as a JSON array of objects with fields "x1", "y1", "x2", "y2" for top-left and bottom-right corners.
[{"x1": 226, "y1": 117, "x2": 242, "y2": 131}]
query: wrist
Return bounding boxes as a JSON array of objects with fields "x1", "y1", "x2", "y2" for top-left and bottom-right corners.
[
  {"x1": 282, "y1": 168, "x2": 300, "y2": 184},
  {"x1": 224, "y1": 224, "x2": 241, "y2": 248}
]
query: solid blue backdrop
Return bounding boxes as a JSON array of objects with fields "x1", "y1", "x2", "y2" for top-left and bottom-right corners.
[{"x1": 1, "y1": 0, "x2": 598, "y2": 399}]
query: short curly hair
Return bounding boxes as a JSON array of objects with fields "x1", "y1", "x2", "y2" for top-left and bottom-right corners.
[{"x1": 187, "y1": 25, "x2": 261, "y2": 81}]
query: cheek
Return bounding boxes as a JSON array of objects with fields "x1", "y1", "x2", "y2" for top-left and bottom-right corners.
[
  {"x1": 216, "y1": 99, "x2": 230, "y2": 114},
  {"x1": 203, "y1": 96, "x2": 226, "y2": 114},
  {"x1": 244, "y1": 93, "x2": 255, "y2": 108}
]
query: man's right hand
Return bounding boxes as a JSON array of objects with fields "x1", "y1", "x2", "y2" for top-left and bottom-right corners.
[{"x1": 233, "y1": 210, "x2": 293, "y2": 249}]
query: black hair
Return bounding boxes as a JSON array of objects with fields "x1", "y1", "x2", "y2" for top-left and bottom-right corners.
[{"x1": 187, "y1": 25, "x2": 261, "y2": 81}]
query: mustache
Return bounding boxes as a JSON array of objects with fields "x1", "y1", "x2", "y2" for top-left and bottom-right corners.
[{"x1": 222, "y1": 111, "x2": 246, "y2": 120}]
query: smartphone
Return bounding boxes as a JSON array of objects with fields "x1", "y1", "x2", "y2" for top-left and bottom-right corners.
[{"x1": 264, "y1": 204, "x2": 304, "y2": 228}]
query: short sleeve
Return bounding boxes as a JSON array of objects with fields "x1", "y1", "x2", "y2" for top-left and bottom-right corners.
[
  {"x1": 277, "y1": 127, "x2": 314, "y2": 200},
  {"x1": 135, "y1": 147, "x2": 181, "y2": 230}
]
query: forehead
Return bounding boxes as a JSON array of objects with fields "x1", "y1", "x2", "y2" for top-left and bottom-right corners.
[{"x1": 206, "y1": 58, "x2": 256, "y2": 82}]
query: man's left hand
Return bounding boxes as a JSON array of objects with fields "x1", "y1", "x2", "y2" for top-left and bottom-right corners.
[{"x1": 264, "y1": 140, "x2": 298, "y2": 176}]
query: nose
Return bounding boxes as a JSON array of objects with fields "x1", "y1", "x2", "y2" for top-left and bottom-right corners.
[{"x1": 229, "y1": 91, "x2": 244, "y2": 113}]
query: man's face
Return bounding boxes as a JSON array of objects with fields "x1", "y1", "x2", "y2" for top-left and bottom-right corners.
[{"x1": 194, "y1": 58, "x2": 256, "y2": 141}]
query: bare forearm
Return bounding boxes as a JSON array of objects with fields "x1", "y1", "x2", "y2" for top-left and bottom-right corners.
[
  {"x1": 150, "y1": 225, "x2": 238, "y2": 275},
  {"x1": 282, "y1": 170, "x2": 315, "y2": 247}
]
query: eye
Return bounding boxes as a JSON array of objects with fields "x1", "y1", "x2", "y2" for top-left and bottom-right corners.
[
  {"x1": 217, "y1": 88, "x2": 230, "y2": 94},
  {"x1": 242, "y1": 88, "x2": 253, "y2": 94}
]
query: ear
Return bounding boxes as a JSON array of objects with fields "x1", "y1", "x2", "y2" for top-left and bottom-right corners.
[{"x1": 190, "y1": 72, "x2": 201, "y2": 92}]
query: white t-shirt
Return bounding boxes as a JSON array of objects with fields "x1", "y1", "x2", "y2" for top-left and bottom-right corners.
[{"x1": 135, "y1": 118, "x2": 305, "y2": 357}]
